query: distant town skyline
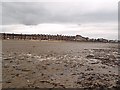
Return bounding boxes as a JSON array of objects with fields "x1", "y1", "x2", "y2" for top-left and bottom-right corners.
[{"x1": 1, "y1": 0, "x2": 119, "y2": 40}]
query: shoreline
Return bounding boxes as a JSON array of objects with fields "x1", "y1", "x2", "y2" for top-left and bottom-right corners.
[{"x1": 1, "y1": 39, "x2": 118, "y2": 44}]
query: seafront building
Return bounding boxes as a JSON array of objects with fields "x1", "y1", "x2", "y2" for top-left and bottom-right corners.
[
  {"x1": 0, "y1": 33, "x2": 116, "y2": 43},
  {"x1": 0, "y1": 33, "x2": 87, "y2": 41}
]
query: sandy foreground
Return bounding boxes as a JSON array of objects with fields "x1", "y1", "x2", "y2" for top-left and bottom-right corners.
[{"x1": 1, "y1": 40, "x2": 120, "y2": 89}]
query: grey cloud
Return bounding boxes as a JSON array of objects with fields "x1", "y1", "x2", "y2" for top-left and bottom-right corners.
[
  {"x1": 2, "y1": 2, "x2": 117, "y2": 25},
  {"x1": 2, "y1": 2, "x2": 47, "y2": 25}
]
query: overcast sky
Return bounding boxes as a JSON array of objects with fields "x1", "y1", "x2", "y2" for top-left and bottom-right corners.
[{"x1": 1, "y1": 0, "x2": 119, "y2": 40}]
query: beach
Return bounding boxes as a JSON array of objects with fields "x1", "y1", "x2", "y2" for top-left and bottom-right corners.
[{"x1": 2, "y1": 40, "x2": 120, "y2": 89}]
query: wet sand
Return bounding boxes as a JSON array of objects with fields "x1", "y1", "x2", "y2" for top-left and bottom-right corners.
[{"x1": 2, "y1": 40, "x2": 120, "y2": 89}]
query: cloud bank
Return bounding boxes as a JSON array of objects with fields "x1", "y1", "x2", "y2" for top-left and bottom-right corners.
[{"x1": 1, "y1": 0, "x2": 119, "y2": 40}]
